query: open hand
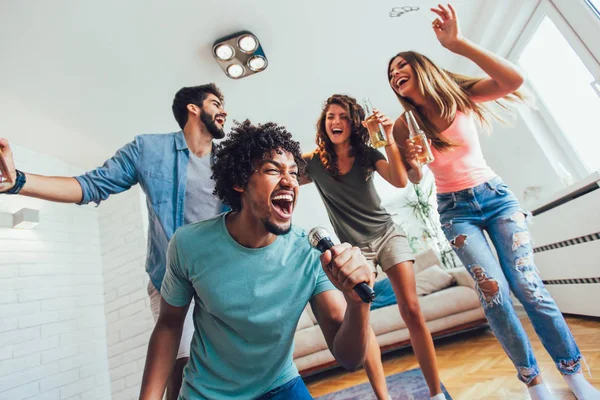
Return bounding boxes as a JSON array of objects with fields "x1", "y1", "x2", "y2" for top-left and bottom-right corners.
[{"x1": 431, "y1": 3, "x2": 464, "y2": 51}]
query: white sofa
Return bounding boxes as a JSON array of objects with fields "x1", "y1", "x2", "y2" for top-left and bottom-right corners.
[{"x1": 293, "y1": 249, "x2": 487, "y2": 376}]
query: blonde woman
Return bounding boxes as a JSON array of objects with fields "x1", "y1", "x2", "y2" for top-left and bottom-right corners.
[{"x1": 388, "y1": 4, "x2": 600, "y2": 400}]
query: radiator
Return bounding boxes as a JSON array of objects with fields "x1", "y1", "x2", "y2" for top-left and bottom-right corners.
[{"x1": 529, "y1": 171, "x2": 600, "y2": 317}]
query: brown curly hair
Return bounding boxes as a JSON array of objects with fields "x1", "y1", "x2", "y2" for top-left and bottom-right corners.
[{"x1": 315, "y1": 94, "x2": 374, "y2": 179}]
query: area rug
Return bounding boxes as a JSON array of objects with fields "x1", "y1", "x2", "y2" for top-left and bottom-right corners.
[{"x1": 315, "y1": 368, "x2": 452, "y2": 400}]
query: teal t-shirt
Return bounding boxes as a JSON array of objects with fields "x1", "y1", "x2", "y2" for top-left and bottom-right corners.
[{"x1": 161, "y1": 213, "x2": 336, "y2": 399}]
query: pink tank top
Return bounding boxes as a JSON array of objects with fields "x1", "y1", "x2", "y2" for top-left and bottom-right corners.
[{"x1": 428, "y1": 112, "x2": 496, "y2": 194}]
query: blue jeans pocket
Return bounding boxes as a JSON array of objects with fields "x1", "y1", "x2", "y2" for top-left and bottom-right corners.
[
  {"x1": 437, "y1": 196, "x2": 455, "y2": 215},
  {"x1": 494, "y1": 183, "x2": 509, "y2": 195}
]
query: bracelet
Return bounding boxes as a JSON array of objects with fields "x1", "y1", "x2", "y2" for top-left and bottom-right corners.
[
  {"x1": 385, "y1": 142, "x2": 396, "y2": 147},
  {"x1": 5, "y1": 170, "x2": 26, "y2": 195}
]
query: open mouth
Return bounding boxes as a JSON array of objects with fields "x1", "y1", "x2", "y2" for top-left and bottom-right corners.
[
  {"x1": 271, "y1": 193, "x2": 294, "y2": 219},
  {"x1": 215, "y1": 114, "x2": 226, "y2": 125},
  {"x1": 331, "y1": 128, "x2": 343, "y2": 136},
  {"x1": 396, "y1": 76, "x2": 409, "y2": 89}
]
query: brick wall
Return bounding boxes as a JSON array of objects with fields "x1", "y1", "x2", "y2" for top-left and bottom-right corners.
[
  {"x1": 97, "y1": 187, "x2": 153, "y2": 400},
  {"x1": 0, "y1": 144, "x2": 111, "y2": 400}
]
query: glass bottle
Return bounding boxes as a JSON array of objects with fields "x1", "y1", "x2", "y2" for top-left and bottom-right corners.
[
  {"x1": 363, "y1": 97, "x2": 388, "y2": 148},
  {"x1": 405, "y1": 110, "x2": 434, "y2": 165}
]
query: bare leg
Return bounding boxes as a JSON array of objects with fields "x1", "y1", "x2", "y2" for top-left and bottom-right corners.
[
  {"x1": 166, "y1": 357, "x2": 188, "y2": 400},
  {"x1": 386, "y1": 261, "x2": 442, "y2": 397},
  {"x1": 363, "y1": 327, "x2": 390, "y2": 400}
]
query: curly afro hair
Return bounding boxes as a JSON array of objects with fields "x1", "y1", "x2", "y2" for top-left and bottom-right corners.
[{"x1": 212, "y1": 119, "x2": 306, "y2": 211}]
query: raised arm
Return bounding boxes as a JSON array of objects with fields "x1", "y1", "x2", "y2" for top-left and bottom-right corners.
[
  {"x1": 310, "y1": 243, "x2": 373, "y2": 370},
  {"x1": 0, "y1": 137, "x2": 140, "y2": 204},
  {"x1": 371, "y1": 109, "x2": 408, "y2": 188},
  {"x1": 0, "y1": 138, "x2": 83, "y2": 202},
  {"x1": 431, "y1": 3, "x2": 525, "y2": 102}
]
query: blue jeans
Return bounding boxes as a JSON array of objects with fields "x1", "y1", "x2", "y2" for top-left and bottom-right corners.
[
  {"x1": 437, "y1": 176, "x2": 582, "y2": 384},
  {"x1": 254, "y1": 376, "x2": 313, "y2": 400}
]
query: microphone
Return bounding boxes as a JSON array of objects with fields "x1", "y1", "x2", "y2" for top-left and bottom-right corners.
[{"x1": 308, "y1": 227, "x2": 376, "y2": 303}]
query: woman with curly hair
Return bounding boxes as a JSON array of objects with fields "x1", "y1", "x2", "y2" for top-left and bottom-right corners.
[
  {"x1": 301, "y1": 94, "x2": 446, "y2": 400},
  {"x1": 388, "y1": 3, "x2": 599, "y2": 399}
]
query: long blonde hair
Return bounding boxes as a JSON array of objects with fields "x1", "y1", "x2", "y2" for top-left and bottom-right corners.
[{"x1": 387, "y1": 51, "x2": 529, "y2": 151}]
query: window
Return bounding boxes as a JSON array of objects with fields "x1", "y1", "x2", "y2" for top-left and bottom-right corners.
[
  {"x1": 508, "y1": 0, "x2": 600, "y2": 178},
  {"x1": 586, "y1": 0, "x2": 600, "y2": 17}
]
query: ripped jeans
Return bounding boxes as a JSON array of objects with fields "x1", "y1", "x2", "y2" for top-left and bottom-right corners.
[{"x1": 437, "y1": 176, "x2": 582, "y2": 384}]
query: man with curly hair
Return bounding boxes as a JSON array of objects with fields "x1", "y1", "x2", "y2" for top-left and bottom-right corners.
[
  {"x1": 139, "y1": 120, "x2": 375, "y2": 400},
  {"x1": 0, "y1": 83, "x2": 229, "y2": 400}
]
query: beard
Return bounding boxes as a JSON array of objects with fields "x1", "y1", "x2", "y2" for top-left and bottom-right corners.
[
  {"x1": 261, "y1": 217, "x2": 292, "y2": 236},
  {"x1": 200, "y1": 109, "x2": 225, "y2": 139}
]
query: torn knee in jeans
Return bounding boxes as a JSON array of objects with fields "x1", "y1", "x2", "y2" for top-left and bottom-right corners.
[
  {"x1": 471, "y1": 265, "x2": 502, "y2": 307},
  {"x1": 515, "y1": 253, "x2": 535, "y2": 269},
  {"x1": 512, "y1": 231, "x2": 531, "y2": 251},
  {"x1": 517, "y1": 366, "x2": 539, "y2": 384},
  {"x1": 558, "y1": 356, "x2": 582, "y2": 374},
  {"x1": 451, "y1": 234, "x2": 467, "y2": 249},
  {"x1": 510, "y1": 211, "x2": 528, "y2": 229},
  {"x1": 515, "y1": 254, "x2": 545, "y2": 302}
]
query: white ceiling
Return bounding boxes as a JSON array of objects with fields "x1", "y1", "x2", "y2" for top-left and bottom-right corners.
[{"x1": 0, "y1": 0, "x2": 490, "y2": 169}]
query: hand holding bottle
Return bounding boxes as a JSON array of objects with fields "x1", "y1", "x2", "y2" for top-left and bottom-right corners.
[
  {"x1": 405, "y1": 138, "x2": 425, "y2": 171},
  {"x1": 362, "y1": 98, "x2": 389, "y2": 148},
  {"x1": 370, "y1": 109, "x2": 395, "y2": 145}
]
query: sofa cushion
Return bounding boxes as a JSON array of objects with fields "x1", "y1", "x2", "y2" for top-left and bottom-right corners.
[
  {"x1": 296, "y1": 306, "x2": 316, "y2": 332},
  {"x1": 369, "y1": 286, "x2": 480, "y2": 336},
  {"x1": 293, "y1": 324, "x2": 328, "y2": 358},
  {"x1": 415, "y1": 265, "x2": 455, "y2": 296},
  {"x1": 447, "y1": 267, "x2": 476, "y2": 290},
  {"x1": 370, "y1": 278, "x2": 397, "y2": 311}
]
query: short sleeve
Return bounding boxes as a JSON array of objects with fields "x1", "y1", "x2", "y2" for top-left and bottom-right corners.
[
  {"x1": 369, "y1": 147, "x2": 386, "y2": 167},
  {"x1": 310, "y1": 255, "x2": 336, "y2": 300},
  {"x1": 303, "y1": 153, "x2": 314, "y2": 179},
  {"x1": 160, "y1": 233, "x2": 195, "y2": 307}
]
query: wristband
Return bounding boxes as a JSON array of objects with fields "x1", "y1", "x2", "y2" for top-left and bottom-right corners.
[{"x1": 5, "y1": 169, "x2": 25, "y2": 194}]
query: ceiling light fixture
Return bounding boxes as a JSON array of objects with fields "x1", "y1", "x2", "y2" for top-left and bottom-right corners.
[{"x1": 212, "y1": 31, "x2": 268, "y2": 79}]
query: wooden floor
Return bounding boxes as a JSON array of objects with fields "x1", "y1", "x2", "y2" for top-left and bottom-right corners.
[{"x1": 305, "y1": 315, "x2": 600, "y2": 400}]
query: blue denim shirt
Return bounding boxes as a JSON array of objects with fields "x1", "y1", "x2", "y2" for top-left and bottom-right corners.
[{"x1": 75, "y1": 131, "x2": 228, "y2": 290}]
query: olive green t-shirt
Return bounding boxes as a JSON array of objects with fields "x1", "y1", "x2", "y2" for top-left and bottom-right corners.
[{"x1": 305, "y1": 149, "x2": 394, "y2": 244}]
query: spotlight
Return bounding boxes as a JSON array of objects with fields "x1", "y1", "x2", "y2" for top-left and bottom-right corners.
[
  {"x1": 227, "y1": 64, "x2": 245, "y2": 78},
  {"x1": 212, "y1": 31, "x2": 268, "y2": 79},
  {"x1": 248, "y1": 55, "x2": 267, "y2": 72},
  {"x1": 214, "y1": 44, "x2": 234, "y2": 61},
  {"x1": 238, "y1": 34, "x2": 258, "y2": 53}
]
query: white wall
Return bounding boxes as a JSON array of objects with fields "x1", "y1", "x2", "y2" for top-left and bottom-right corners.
[
  {"x1": 0, "y1": 145, "x2": 111, "y2": 400},
  {"x1": 448, "y1": 0, "x2": 567, "y2": 209},
  {"x1": 98, "y1": 187, "x2": 153, "y2": 400}
]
